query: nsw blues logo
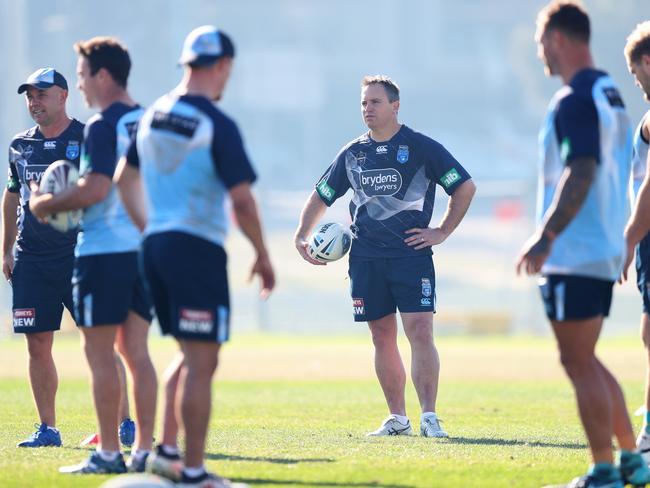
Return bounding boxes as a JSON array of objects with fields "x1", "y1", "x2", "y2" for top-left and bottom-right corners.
[
  {"x1": 421, "y1": 278, "x2": 432, "y2": 306},
  {"x1": 396, "y1": 145, "x2": 409, "y2": 164},
  {"x1": 66, "y1": 141, "x2": 80, "y2": 160}
]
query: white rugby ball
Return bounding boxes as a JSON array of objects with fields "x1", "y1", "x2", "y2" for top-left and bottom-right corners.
[
  {"x1": 38, "y1": 159, "x2": 81, "y2": 233},
  {"x1": 308, "y1": 222, "x2": 352, "y2": 263},
  {"x1": 100, "y1": 474, "x2": 175, "y2": 487}
]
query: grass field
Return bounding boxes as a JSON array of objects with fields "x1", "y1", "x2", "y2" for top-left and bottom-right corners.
[{"x1": 0, "y1": 334, "x2": 648, "y2": 488}]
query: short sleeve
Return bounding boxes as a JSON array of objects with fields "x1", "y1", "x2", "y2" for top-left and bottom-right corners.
[
  {"x1": 211, "y1": 117, "x2": 257, "y2": 189},
  {"x1": 83, "y1": 120, "x2": 117, "y2": 177},
  {"x1": 125, "y1": 127, "x2": 140, "y2": 169},
  {"x1": 7, "y1": 145, "x2": 20, "y2": 193},
  {"x1": 555, "y1": 93, "x2": 600, "y2": 165},
  {"x1": 423, "y1": 139, "x2": 471, "y2": 195},
  {"x1": 314, "y1": 146, "x2": 352, "y2": 207}
]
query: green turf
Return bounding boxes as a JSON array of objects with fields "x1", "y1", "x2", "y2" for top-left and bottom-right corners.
[
  {"x1": 0, "y1": 378, "x2": 642, "y2": 487},
  {"x1": 0, "y1": 336, "x2": 646, "y2": 487}
]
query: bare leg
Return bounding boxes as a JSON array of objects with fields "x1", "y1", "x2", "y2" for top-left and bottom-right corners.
[
  {"x1": 25, "y1": 331, "x2": 57, "y2": 427},
  {"x1": 595, "y1": 359, "x2": 636, "y2": 450},
  {"x1": 552, "y1": 317, "x2": 635, "y2": 463},
  {"x1": 116, "y1": 312, "x2": 157, "y2": 452},
  {"x1": 177, "y1": 340, "x2": 219, "y2": 469},
  {"x1": 80, "y1": 325, "x2": 120, "y2": 451},
  {"x1": 113, "y1": 352, "x2": 130, "y2": 421},
  {"x1": 401, "y1": 312, "x2": 439, "y2": 413},
  {"x1": 642, "y1": 313, "x2": 650, "y2": 428},
  {"x1": 160, "y1": 352, "x2": 184, "y2": 447},
  {"x1": 368, "y1": 314, "x2": 406, "y2": 416}
]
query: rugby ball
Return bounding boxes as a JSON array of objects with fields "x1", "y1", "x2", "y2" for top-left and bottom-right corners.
[
  {"x1": 308, "y1": 222, "x2": 352, "y2": 263},
  {"x1": 38, "y1": 159, "x2": 81, "y2": 232},
  {"x1": 100, "y1": 474, "x2": 175, "y2": 487}
]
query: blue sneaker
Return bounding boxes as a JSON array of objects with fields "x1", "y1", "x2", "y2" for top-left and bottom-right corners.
[
  {"x1": 119, "y1": 418, "x2": 135, "y2": 447},
  {"x1": 549, "y1": 475, "x2": 623, "y2": 487},
  {"x1": 17, "y1": 423, "x2": 62, "y2": 448},
  {"x1": 59, "y1": 452, "x2": 127, "y2": 474},
  {"x1": 618, "y1": 450, "x2": 650, "y2": 487}
]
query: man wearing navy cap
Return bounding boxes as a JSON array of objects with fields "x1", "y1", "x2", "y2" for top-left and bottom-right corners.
[
  {"x1": 116, "y1": 25, "x2": 272, "y2": 488},
  {"x1": 3, "y1": 68, "x2": 83, "y2": 447}
]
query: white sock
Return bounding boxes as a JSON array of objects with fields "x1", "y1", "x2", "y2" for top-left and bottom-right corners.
[
  {"x1": 46, "y1": 425, "x2": 59, "y2": 432},
  {"x1": 160, "y1": 444, "x2": 180, "y2": 456},
  {"x1": 132, "y1": 449, "x2": 150, "y2": 461},
  {"x1": 421, "y1": 411, "x2": 437, "y2": 421},
  {"x1": 183, "y1": 465, "x2": 206, "y2": 478},
  {"x1": 97, "y1": 449, "x2": 120, "y2": 462},
  {"x1": 391, "y1": 414, "x2": 409, "y2": 424}
]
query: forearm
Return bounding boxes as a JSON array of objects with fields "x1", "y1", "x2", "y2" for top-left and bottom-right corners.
[
  {"x1": 2, "y1": 190, "x2": 18, "y2": 255},
  {"x1": 437, "y1": 179, "x2": 476, "y2": 236},
  {"x1": 295, "y1": 190, "x2": 327, "y2": 239},
  {"x1": 32, "y1": 173, "x2": 110, "y2": 217},
  {"x1": 541, "y1": 157, "x2": 596, "y2": 238},
  {"x1": 232, "y1": 196, "x2": 269, "y2": 257},
  {"x1": 115, "y1": 160, "x2": 146, "y2": 232},
  {"x1": 626, "y1": 171, "x2": 650, "y2": 247}
]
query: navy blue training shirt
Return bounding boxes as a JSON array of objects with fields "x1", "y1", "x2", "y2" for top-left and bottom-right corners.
[
  {"x1": 7, "y1": 119, "x2": 84, "y2": 261},
  {"x1": 315, "y1": 125, "x2": 471, "y2": 258}
]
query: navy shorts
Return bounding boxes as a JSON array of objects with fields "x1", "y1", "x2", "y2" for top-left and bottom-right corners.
[
  {"x1": 73, "y1": 251, "x2": 153, "y2": 327},
  {"x1": 142, "y1": 232, "x2": 230, "y2": 343},
  {"x1": 636, "y1": 234, "x2": 650, "y2": 314},
  {"x1": 348, "y1": 254, "x2": 435, "y2": 322},
  {"x1": 12, "y1": 255, "x2": 74, "y2": 334},
  {"x1": 538, "y1": 274, "x2": 613, "y2": 322}
]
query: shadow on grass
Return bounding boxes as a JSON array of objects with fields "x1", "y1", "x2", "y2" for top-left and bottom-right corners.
[
  {"x1": 205, "y1": 452, "x2": 335, "y2": 464},
  {"x1": 233, "y1": 479, "x2": 413, "y2": 488},
  {"x1": 446, "y1": 436, "x2": 587, "y2": 449}
]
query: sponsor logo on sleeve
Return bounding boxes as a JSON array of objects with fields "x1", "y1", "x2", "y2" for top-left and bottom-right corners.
[
  {"x1": 179, "y1": 308, "x2": 214, "y2": 334},
  {"x1": 43, "y1": 141, "x2": 56, "y2": 150},
  {"x1": 560, "y1": 137, "x2": 571, "y2": 163},
  {"x1": 352, "y1": 298, "x2": 365, "y2": 316},
  {"x1": 317, "y1": 179, "x2": 336, "y2": 202},
  {"x1": 396, "y1": 145, "x2": 409, "y2": 164},
  {"x1": 439, "y1": 168, "x2": 461, "y2": 189},
  {"x1": 359, "y1": 169, "x2": 402, "y2": 196},
  {"x1": 66, "y1": 141, "x2": 80, "y2": 160},
  {"x1": 13, "y1": 308, "x2": 36, "y2": 328}
]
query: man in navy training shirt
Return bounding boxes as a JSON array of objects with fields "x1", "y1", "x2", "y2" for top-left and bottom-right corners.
[
  {"x1": 3, "y1": 68, "x2": 82, "y2": 448},
  {"x1": 295, "y1": 75, "x2": 476, "y2": 439}
]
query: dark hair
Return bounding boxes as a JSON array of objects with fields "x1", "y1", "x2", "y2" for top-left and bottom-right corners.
[
  {"x1": 74, "y1": 36, "x2": 131, "y2": 88},
  {"x1": 625, "y1": 21, "x2": 650, "y2": 66},
  {"x1": 361, "y1": 75, "x2": 400, "y2": 102},
  {"x1": 536, "y1": 1, "x2": 590, "y2": 43}
]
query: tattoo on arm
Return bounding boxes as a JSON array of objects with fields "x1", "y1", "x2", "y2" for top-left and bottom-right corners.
[{"x1": 544, "y1": 157, "x2": 596, "y2": 236}]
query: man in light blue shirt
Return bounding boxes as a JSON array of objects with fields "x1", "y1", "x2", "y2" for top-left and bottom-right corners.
[
  {"x1": 30, "y1": 37, "x2": 156, "y2": 475},
  {"x1": 621, "y1": 20, "x2": 650, "y2": 463},
  {"x1": 517, "y1": 3, "x2": 650, "y2": 487},
  {"x1": 116, "y1": 26, "x2": 273, "y2": 488}
]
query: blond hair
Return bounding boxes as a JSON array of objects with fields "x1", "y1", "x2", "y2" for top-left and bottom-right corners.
[{"x1": 625, "y1": 21, "x2": 650, "y2": 66}]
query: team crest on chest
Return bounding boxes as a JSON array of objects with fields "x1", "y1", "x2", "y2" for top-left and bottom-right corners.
[
  {"x1": 396, "y1": 145, "x2": 409, "y2": 164},
  {"x1": 66, "y1": 141, "x2": 80, "y2": 160}
]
